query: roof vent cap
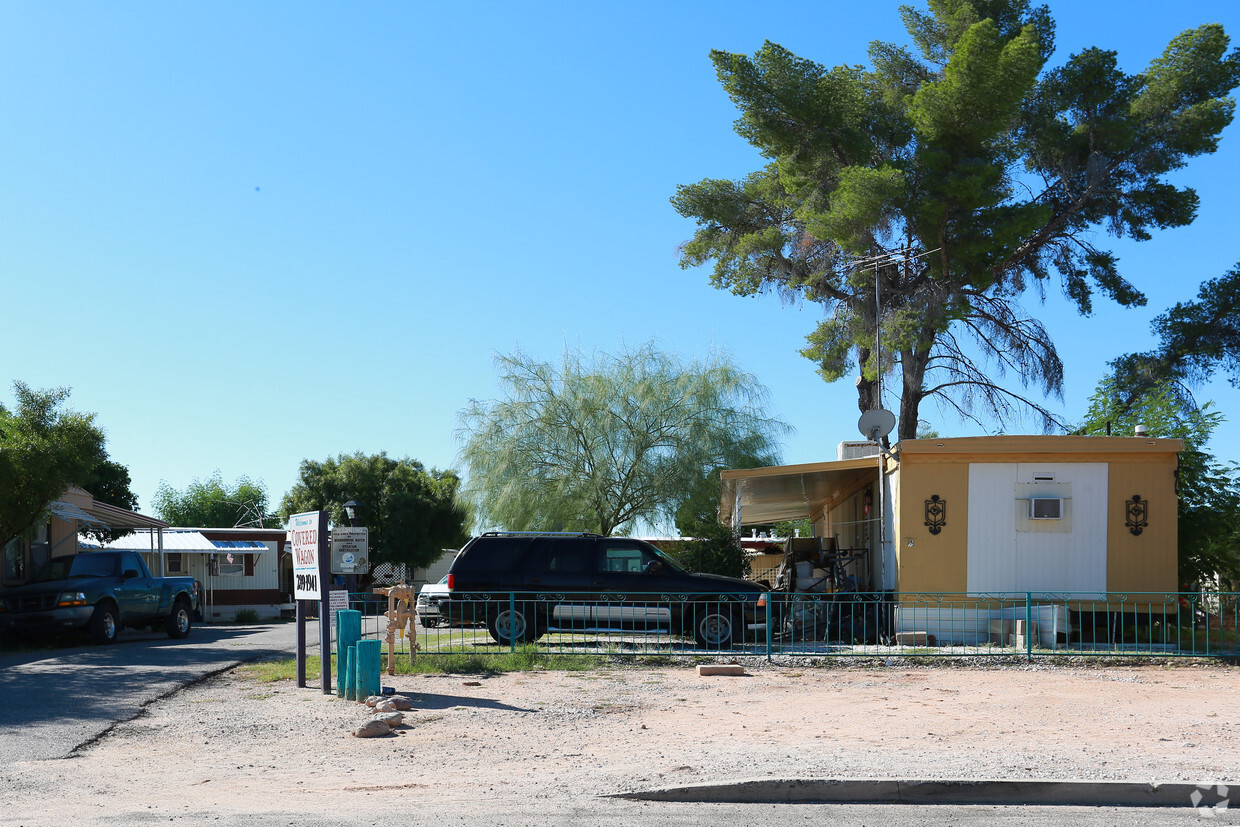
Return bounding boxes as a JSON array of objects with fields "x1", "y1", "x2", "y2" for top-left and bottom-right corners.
[{"x1": 1134, "y1": 424, "x2": 1150, "y2": 437}]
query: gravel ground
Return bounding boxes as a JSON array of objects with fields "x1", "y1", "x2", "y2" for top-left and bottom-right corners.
[{"x1": 1, "y1": 659, "x2": 1237, "y2": 823}]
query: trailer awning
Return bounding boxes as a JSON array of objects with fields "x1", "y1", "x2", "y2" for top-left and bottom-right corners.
[
  {"x1": 719, "y1": 458, "x2": 882, "y2": 526},
  {"x1": 79, "y1": 529, "x2": 269, "y2": 554}
]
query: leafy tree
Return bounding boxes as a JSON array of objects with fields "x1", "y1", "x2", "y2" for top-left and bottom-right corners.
[
  {"x1": 1104, "y1": 262, "x2": 1240, "y2": 416},
  {"x1": 0, "y1": 382, "x2": 110, "y2": 549},
  {"x1": 1078, "y1": 374, "x2": 1240, "y2": 587},
  {"x1": 674, "y1": 1, "x2": 1240, "y2": 440},
  {"x1": 78, "y1": 457, "x2": 142, "y2": 543},
  {"x1": 280, "y1": 452, "x2": 469, "y2": 571},
  {"x1": 153, "y1": 472, "x2": 277, "y2": 528},
  {"x1": 458, "y1": 342, "x2": 789, "y2": 535}
]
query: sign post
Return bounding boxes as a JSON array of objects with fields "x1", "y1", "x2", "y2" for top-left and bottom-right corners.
[{"x1": 291, "y1": 510, "x2": 332, "y2": 693}]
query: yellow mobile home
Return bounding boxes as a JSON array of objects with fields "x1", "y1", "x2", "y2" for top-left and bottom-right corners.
[{"x1": 720, "y1": 435, "x2": 1182, "y2": 644}]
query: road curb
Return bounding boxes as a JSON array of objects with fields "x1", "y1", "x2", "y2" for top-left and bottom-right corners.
[{"x1": 608, "y1": 778, "x2": 1233, "y2": 808}]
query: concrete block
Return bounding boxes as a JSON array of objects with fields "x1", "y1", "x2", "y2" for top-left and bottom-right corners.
[
  {"x1": 895, "y1": 631, "x2": 931, "y2": 647},
  {"x1": 696, "y1": 664, "x2": 746, "y2": 677}
]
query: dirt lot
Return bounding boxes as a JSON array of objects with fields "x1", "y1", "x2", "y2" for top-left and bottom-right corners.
[{"x1": 2, "y1": 659, "x2": 1237, "y2": 823}]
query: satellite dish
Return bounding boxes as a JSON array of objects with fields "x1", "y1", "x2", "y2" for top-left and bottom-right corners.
[{"x1": 858, "y1": 408, "x2": 896, "y2": 441}]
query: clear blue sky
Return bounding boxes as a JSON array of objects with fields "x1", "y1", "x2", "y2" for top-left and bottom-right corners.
[{"x1": 4, "y1": 1, "x2": 1240, "y2": 528}]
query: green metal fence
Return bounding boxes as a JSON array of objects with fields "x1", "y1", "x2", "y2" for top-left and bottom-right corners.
[{"x1": 348, "y1": 590, "x2": 1240, "y2": 659}]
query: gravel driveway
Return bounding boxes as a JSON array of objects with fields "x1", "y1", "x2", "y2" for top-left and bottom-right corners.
[{"x1": 1, "y1": 655, "x2": 1236, "y2": 825}]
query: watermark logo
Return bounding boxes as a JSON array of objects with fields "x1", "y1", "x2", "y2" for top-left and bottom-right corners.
[{"x1": 1190, "y1": 784, "x2": 1230, "y2": 818}]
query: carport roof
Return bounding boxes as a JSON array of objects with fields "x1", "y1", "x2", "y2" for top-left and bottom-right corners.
[
  {"x1": 79, "y1": 528, "x2": 269, "y2": 554},
  {"x1": 719, "y1": 458, "x2": 881, "y2": 526}
]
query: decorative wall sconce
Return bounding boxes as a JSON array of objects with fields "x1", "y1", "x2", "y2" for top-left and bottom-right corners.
[
  {"x1": 925, "y1": 494, "x2": 946, "y2": 535},
  {"x1": 1125, "y1": 494, "x2": 1148, "y2": 536}
]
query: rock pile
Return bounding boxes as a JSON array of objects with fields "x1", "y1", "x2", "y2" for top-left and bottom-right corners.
[{"x1": 352, "y1": 693, "x2": 415, "y2": 737}]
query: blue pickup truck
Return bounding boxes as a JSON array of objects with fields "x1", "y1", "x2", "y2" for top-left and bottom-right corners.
[{"x1": 0, "y1": 550, "x2": 200, "y2": 644}]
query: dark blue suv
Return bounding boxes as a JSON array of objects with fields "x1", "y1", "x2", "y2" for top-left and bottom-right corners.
[{"x1": 439, "y1": 532, "x2": 768, "y2": 649}]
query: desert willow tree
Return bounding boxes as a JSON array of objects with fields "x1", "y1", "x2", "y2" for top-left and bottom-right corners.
[
  {"x1": 674, "y1": 0, "x2": 1240, "y2": 440},
  {"x1": 456, "y1": 343, "x2": 789, "y2": 536}
]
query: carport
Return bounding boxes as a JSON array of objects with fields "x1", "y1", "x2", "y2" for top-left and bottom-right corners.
[
  {"x1": 719, "y1": 456, "x2": 890, "y2": 593},
  {"x1": 80, "y1": 528, "x2": 270, "y2": 618}
]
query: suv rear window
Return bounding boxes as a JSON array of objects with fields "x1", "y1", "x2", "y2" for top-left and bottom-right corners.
[
  {"x1": 456, "y1": 536, "x2": 531, "y2": 571},
  {"x1": 525, "y1": 537, "x2": 594, "y2": 574}
]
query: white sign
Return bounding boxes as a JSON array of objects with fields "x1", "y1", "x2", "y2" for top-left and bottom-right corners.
[
  {"x1": 290, "y1": 511, "x2": 323, "y2": 600},
  {"x1": 328, "y1": 589, "x2": 349, "y2": 632},
  {"x1": 331, "y1": 526, "x2": 369, "y2": 574}
]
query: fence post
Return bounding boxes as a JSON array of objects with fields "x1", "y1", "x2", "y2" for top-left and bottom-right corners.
[
  {"x1": 765, "y1": 593, "x2": 773, "y2": 660},
  {"x1": 509, "y1": 591, "x2": 517, "y2": 653},
  {"x1": 1025, "y1": 593, "x2": 1033, "y2": 661}
]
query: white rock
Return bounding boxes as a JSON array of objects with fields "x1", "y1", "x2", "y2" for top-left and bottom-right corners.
[{"x1": 374, "y1": 711, "x2": 404, "y2": 727}]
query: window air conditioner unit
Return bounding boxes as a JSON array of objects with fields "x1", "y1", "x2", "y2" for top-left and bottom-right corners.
[{"x1": 1029, "y1": 497, "x2": 1063, "y2": 520}]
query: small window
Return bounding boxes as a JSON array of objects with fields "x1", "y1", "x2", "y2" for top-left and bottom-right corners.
[
  {"x1": 601, "y1": 544, "x2": 650, "y2": 574},
  {"x1": 218, "y1": 552, "x2": 245, "y2": 576},
  {"x1": 1029, "y1": 498, "x2": 1063, "y2": 520},
  {"x1": 166, "y1": 553, "x2": 184, "y2": 574}
]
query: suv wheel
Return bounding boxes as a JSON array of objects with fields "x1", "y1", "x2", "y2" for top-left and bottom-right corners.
[
  {"x1": 693, "y1": 608, "x2": 735, "y2": 649},
  {"x1": 488, "y1": 604, "x2": 543, "y2": 645}
]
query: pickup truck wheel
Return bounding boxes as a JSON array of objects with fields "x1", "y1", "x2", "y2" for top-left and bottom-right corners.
[
  {"x1": 88, "y1": 604, "x2": 120, "y2": 644},
  {"x1": 419, "y1": 617, "x2": 435, "y2": 629},
  {"x1": 165, "y1": 598, "x2": 192, "y2": 639}
]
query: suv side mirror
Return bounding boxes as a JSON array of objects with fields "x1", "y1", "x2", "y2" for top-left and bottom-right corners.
[{"x1": 122, "y1": 569, "x2": 140, "y2": 580}]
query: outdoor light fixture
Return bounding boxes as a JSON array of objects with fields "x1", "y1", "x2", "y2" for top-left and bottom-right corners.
[
  {"x1": 344, "y1": 500, "x2": 363, "y2": 526},
  {"x1": 925, "y1": 494, "x2": 946, "y2": 535},
  {"x1": 1125, "y1": 494, "x2": 1148, "y2": 536}
]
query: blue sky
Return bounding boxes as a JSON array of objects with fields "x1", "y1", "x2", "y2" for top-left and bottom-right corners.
[{"x1": 4, "y1": 1, "x2": 1240, "y2": 528}]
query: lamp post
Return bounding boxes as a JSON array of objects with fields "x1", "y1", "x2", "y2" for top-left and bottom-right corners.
[{"x1": 344, "y1": 500, "x2": 362, "y2": 527}]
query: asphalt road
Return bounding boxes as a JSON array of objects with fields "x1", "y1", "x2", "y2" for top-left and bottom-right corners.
[{"x1": 0, "y1": 621, "x2": 307, "y2": 766}]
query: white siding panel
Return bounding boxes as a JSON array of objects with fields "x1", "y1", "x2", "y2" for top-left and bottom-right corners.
[
  {"x1": 967, "y1": 462, "x2": 1108, "y2": 594},
  {"x1": 967, "y1": 464, "x2": 1019, "y2": 592},
  {"x1": 1014, "y1": 463, "x2": 1107, "y2": 594}
]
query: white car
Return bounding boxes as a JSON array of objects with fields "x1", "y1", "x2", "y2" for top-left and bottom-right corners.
[{"x1": 415, "y1": 576, "x2": 451, "y2": 628}]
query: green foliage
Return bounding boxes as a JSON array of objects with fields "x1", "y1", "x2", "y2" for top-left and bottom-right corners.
[
  {"x1": 0, "y1": 382, "x2": 109, "y2": 549},
  {"x1": 1118, "y1": 262, "x2": 1240, "y2": 395},
  {"x1": 153, "y1": 472, "x2": 276, "y2": 528},
  {"x1": 675, "y1": 2, "x2": 1240, "y2": 439},
  {"x1": 240, "y1": 649, "x2": 602, "y2": 681},
  {"x1": 78, "y1": 457, "x2": 141, "y2": 543},
  {"x1": 458, "y1": 342, "x2": 788, "y2": 535},
  {"x1": 1079, "y1": 375, "x2": 1240, "y2": 586},
  {"x1": 280, "y1": 452, "x2": 469, "y2": 571},
  {"x1": 660, "y1": 522, "x2": 750, "y2": 580}
]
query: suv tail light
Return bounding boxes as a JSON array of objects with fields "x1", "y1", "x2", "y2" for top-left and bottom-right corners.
[{"x1": 447, "y1": 573, "x2": 454, "y2": 591}]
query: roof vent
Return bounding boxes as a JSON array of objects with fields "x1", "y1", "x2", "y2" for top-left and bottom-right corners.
[{"x1": 1134, "y1": 424, "x2": 1150, "y2": 437}]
